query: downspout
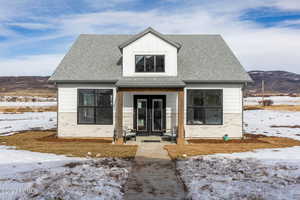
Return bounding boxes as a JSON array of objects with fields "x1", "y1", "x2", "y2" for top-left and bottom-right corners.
[
  {"x1": 56, "y1": 82, "x2": 59, "y2": 137},
  {"x1": 242, "y1": 82, "x2": 246, "y2": 138}
]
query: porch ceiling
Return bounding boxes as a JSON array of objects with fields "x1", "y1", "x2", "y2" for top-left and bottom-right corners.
[{"x1": 116, "y1": 77, "x2": 185, "y2": 88}]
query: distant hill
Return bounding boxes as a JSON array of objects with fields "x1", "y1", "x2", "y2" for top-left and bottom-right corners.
[
  {"x1": 0, "y1": 76, "x2": 56, "y2": 97},
  {"x1": 246, "y1": 71, "x2": 300, "y2": 95},
  {"x1": 0, "y1": 71, "x2": 299, "y2": 97}
]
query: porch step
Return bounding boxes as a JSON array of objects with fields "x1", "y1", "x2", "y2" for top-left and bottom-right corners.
[{"x1": 136, "y1": 136, "x2": 162, "y2": 143}]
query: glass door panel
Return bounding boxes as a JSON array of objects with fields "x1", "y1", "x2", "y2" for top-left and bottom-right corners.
[
  {"x1": 152, "y1": 99, "x2": 163, "y2": 132},
  {"x1": 137, "y1": 99, "x2": 147, "y2": 131}
]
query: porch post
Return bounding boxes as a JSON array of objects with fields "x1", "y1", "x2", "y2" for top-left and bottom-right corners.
[
  {"x1": 115, "y1": 89, "x2": 124, "y2": 144},
  {"x1": 177, "y1": 88, "x2": 185, "y2": 145}
]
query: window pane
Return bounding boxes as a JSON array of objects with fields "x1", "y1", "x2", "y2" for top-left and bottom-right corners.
[
  {"x1": 145, "y1": 56, "x2": 154, "y2": 72},
  {"x1": 78, "y1": 89, "x2": 95, "y2": 106},
  {"x1": 156, "y1": 56, "x2": 165, "y2": 72},
  {"x1": 137, "y1": 99, "x2": 147, "y2": 131},
  {"x1": 188, "y1": 90, "x2": 204, "y2": 106},
  {"x1": 78, "y1": 108, "x2": 94, "y2": 123},
  {"x1": 205, "y1": 108, "x2": 222, "y2": 125},
  {"x1": 205, "y1": 91, "x2": 222, "y2": 106},
  {"x1": 187, "y1": 107, "x2": 204, "y2": 125},
  {"x1": 96, "y1": 108, "x2": 113, "y2": 125},
  {"x1": 153, "y1": 99, "x2": 163, "y2": 131},
  {"x1": 96, "y1": 90, "x2": 113, "y2": 107},
  {"x1": 135, "y1": 56, "x2": 144, "y2": 72}
]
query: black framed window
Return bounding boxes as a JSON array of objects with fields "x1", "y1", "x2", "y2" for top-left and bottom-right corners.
[
  {"x1": 78, "y1": 89, "x2": 113, "y2": 125},
  {"x1": 187, "y1": 90, "x2": 223, "y2": 125},
  {"x1": 135, "y1": 55, "x2": 165, "y2": 72}
]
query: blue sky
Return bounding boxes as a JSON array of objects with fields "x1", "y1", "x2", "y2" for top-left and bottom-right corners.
[{"x1": 0, "y1": 0, "x2": 300, "y2": 76}]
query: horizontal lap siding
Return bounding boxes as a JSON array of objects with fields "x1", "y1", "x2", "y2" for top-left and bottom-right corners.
[
  {"x1": 57, "y1": 84, "x2": 116, "y2": 138},
  {"x1": 58, "y1": 87, "x2": 77, "y2": 112},
  {"x1": 184, "y1": 84, "x2": 243, "y2": 138},
  {"x1": 57, "y1": 83, "x2": 243, "y2": 138}
]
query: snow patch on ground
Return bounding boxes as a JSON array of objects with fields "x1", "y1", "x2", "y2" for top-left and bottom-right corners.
[
  {"x1": 244, "y1": 110, "x2": 300, "y2": 140},
  {"x1": 178, "y1": 149, "x2": 300, "y2": 200},
  {"x1": 216, "y1": 146, "x2": 300, "y2": 164},
  {"x1": 0, "y1": 96, "x2": 56, "y2": 102},
  {"x1": 0, "y1": 112, "x2": 56, "y2": 135},
  {"x1": 244, "y1": 96, "x2": 300, "y2": 106},
  {"x1": 0, "y1": 146, "x2": 131, "y2": 200},
  {"x1": 0, "y1": 146, "x2": 77, "y2": 176},
  {"x1": 0, "y1": 101, "x2": 56, "y2": 107}
]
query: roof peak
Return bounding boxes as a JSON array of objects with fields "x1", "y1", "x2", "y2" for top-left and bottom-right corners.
[{"x1": 118, "y1": 27, "x2": 182, "y2": 51}]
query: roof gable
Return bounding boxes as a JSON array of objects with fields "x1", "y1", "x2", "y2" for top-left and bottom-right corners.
[{"x1": 118, "y1": 27, "x2": 181, "y2": 51}]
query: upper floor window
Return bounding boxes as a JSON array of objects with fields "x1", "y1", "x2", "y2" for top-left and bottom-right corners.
[{"x1": 135, "y1": 55, "x2": 165, "y2": 72}]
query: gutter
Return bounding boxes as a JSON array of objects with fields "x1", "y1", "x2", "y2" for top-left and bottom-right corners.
[
  {"x1": 48, "y1": 80, "x2": 118, "y2": 84},
  {"x1": 183, "y1": 80, "x2": 254, "y2": 84}
]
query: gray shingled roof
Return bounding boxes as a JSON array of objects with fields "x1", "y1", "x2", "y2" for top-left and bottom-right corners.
[
  {"x1": 49, "y1": 32, "x2": 252, "y2": 83},
  {"x1": 116, "y1": 77, "x2": 185, "y2": 88}
]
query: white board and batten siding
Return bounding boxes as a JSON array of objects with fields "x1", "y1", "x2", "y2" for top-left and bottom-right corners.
[
  {"x1": 184, "y1": 84, "x2": 243, "y2": 139},
  {"x1": 122, "y1": 32, "x2": 178, "y2": 77},
  {"x1": 57, "y1": 84, "x2": 116, "y2": 138}
]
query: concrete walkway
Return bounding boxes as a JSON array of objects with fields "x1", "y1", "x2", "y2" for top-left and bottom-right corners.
[{"x1": 124, "y1": 143, "x2": 186, "y2": 200}]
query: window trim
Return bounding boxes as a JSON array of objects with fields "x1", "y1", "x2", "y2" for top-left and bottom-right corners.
[
  {"x1": 186, "y1": 89, "x2": 223, "y2": 125},
  {"x1": 77, "y1": 89, "x2": 113, "y2": 125},
  {"x1": 135, "y1": 55, "x2": 165, "y2": 73}
]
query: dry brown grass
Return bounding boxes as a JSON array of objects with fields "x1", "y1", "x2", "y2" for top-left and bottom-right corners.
[
  {"x1": 0, "y1": 89, "x2": 56, "y2": 98},
  {"x1": 0, "y1": 106, "x2": 57, "y2": 113},
  {"x1": 271, "y1": 125, "x2": 300, "y2": 128},
  {"x1": 244, "y1": 105, "x2": 300, "y2": 112},
  {"x1": 0, "y1": 130, "x2": 137, "y2": 158},
  {"x1": 165, "y1": 134, "x2": 300, "y2": 160}
]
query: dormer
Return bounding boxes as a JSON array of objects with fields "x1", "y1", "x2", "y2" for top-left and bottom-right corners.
[{"x1": 119, "y1": 27, "x2": 181, "y2": 77}]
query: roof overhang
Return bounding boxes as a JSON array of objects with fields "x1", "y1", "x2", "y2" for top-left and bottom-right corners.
[
  {"x1": 183, "y1": 80, "x2": 254, "y2": 84},
  {"x1": 48, "y1": 79, "x2": 118, "y2": 84},
  {"x1": 116, "y1": 77, "x2": 185, "y2": 88}
]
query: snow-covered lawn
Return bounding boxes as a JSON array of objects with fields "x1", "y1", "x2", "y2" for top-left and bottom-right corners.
[
  {"x1": 0, "y1": 112, "x2": 56, "y2": 135},
  {"x1": 244, "y1": 110, "x2": 300, "y2": 140},
  {"x1": 178, "y1": 109, "x2": 300, "y2": 199},
  {"x1": 0, "y1": 146, "x2": 131, "y2": 200},
  {"x1": 0, "y1": 101, "x2": 56, "y2": 107},
  {"x1": 178, "y1": 147, "x2": 300, "y2": 200},
  {"x1": 244, "y1": 96, "x2": 300, "y2": 106}
]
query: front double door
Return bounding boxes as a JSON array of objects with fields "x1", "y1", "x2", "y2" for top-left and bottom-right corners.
[{"x1": 134, "y1": 95, "x2": 166, "y2": 136}]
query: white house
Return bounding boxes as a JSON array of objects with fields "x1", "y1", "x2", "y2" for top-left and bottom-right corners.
[{"x1": 49, "y1": 27, "x2": 252, "y2": 144}]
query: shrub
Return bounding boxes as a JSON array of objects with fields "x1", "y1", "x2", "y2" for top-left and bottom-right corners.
[{"x1": 258, "y1": 99, "x2": 274, "y2": 106}]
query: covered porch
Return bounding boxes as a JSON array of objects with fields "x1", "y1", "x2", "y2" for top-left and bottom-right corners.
[{"x1": 114, "y1": 86, "x2": 185, "y2": 145}]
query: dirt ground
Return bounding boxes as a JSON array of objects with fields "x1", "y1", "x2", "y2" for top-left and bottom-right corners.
[
  {"x1": 165, "y1": 134, "x2": 300, "y2": 159},
  {"x1": 244, "y1": 105, "x2": 300, "y2": 111},
  {"x1": 2, "y1": 130, "x2": 300, "y2": 161},
  {"x1": 0, "y1": 130, "x2": 137, "y2": 158},
  {"x1": 0, "y1": 106, "x2": 57, "y2": 113},
  {"x1": 0, "y1": 89, "x2": 56, "y2": 98}
]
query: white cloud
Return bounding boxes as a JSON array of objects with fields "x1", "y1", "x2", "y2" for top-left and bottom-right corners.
[
  {"x1": 7, "y1": 22, "x2": 52, "y2": 30},
  {"x1": 0, "y1": 0, "x2": 300, "y2": 75},
  {"x1": 282, "y1": 19, "x2": 300, "y2": 26},
  {"x1": 0, "y1": 54, "x2": 63, "y2": 76},
  {"x1": 84, "y1": 0, "x2": 138, "y2": 9},
  {"x1": 49, "y1": 7, "x2": 300, "y2": 73},
  {"x1": 274, "y1": 0, "x2": 300, "y2": 11}
]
